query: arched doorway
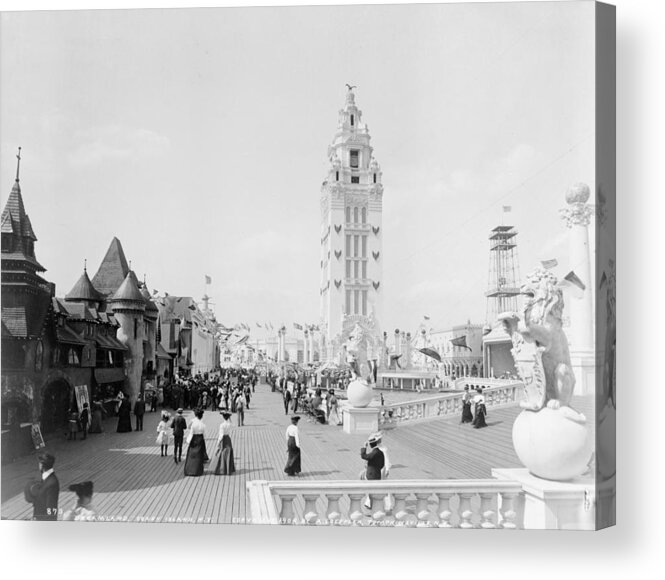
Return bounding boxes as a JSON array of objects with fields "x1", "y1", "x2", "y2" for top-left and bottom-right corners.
[{"x1": 41, "y1": 379, "x2": 73, "y2": 434}]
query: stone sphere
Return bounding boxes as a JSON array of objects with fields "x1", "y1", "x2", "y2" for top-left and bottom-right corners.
[
  {"x1": 565, "y1": 182, "x2": 591, "y2": 205},
  {"x1": 512, "y1": 408, "x2": 593, "y2": 481},
  {"x1": 346, "y1": 379, "x2": 374, "y2": 408}
]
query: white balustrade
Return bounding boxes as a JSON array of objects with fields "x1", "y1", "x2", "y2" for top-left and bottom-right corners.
[
  {"x1": 247, "y1": 479, "x2": 524, "y2": 528},
  {"x1": 379, "y1": 382, "x2": 522, "y2": 427}
]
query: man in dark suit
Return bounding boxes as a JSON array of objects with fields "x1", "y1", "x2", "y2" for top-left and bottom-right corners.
[
  {"x1": 171, "y1": 408, "x2": 187, "y2": 463},
  {"x1": 24, "y1": 452, "x2": 60, "y2": 520},
  {"x1": 360, "y1": 433, "x2": 385, "y2": 480},
  {"x1": 133, "y1": 394, "x2": 146, "y2": 431}
]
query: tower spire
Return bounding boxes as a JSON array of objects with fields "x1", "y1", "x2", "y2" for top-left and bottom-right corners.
[
  {"x1": 15, "y1": 147, "x2": 21, "y2": 182},
  {"x1": 84, "y1": 258, "x2": 87, "y2": 272}
]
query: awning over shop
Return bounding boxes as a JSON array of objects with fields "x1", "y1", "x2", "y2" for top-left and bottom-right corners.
[
  {"x1": 94, "y1": 368, "x2": 126, "y2": 384},
  {"x1": 156, "y1": 343, "x2": 172, "y2": 360},
  {"x1": 95, "y1": 335, "x2": 128, "y2": 351},
  {"x1": 56, "y1": 326, "x2": 87, "y2": 345}
]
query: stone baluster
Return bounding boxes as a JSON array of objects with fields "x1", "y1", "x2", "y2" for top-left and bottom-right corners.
[
  {"x1": 458, "y1": 493, "x2": 475, "y2": 529},
  {"x1": 392, "y1": 493, "x2": 410, "y2": 524},
  {"x1": 325, "y1": 494, "x2": 343, "y2": 524},
  {"x1": 279, "y1": 494, "x2": 296, "y2": 524},
  {"x1": 415, "y1": 492, "x2": 432, "y2": 527},
  {"x1": 436, "y1": 492, "x2": 454, "y2": 528},
  {"x1": 303, "y1": 494, "x2": 320, "y2": 525},
  {"x1": 479, "y1": 492, "x2": 497, "y2": 528},
  {"x1": 348, "y1": 493, "x2": 365, "y2": 524},
  {"x1": 499, "y1": 492, "x2": 519, "y2": 529},
  {"x1": 369, "y1": 493, "x2": 386, "y2": 521}
]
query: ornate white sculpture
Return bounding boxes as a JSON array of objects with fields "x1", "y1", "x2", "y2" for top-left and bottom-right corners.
[{"x1": 499, "y1": 268, "x2": 592, "y2": 481}]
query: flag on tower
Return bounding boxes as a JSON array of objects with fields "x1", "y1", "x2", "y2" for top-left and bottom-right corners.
[
  {"x1": 423, "y1": 315, "x2": 430, "y2": 321},
  {"x1": 205, "y1": 275, "x2": 212, "y2": 285},
  {"x1": 293, "y1": 323, "x2": 303, "y2": 331},
  {"x1": 503, "y1": 205, "x2": 512, "y2": 212},
  {"x1": 256, "y1": 322, "x2": 262, "y2": 328},
  {"x1": 541, "y1": 259, "x2": 558, "y2": 269}
]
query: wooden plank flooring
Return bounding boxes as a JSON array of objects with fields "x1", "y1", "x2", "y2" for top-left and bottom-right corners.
[{"x1": 1, "y1": 381, "x2": 595, "y2": 523}]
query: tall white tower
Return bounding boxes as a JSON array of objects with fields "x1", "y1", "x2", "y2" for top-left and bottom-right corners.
[{"x1": 319, "y1": 87, "x2": 384, "y2": 361}]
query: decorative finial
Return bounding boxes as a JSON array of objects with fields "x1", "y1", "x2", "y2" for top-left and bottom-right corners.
[
  {"x1": 15, "y1": 147, "x2": 22, "y2": 182},
  {"x1": 129, "y1": 260, "x2": 132, "y2": 270},
  {"x1": 84, "y1": 258, "x2": 87, "y2": 272},
  {"x1": 345, "y1": 83, "x2": 357, "y2": 91}
]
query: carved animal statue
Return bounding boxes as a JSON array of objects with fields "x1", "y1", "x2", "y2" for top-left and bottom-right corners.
[{"x1": 500, "y1": 268, "x2": 584, "y2": 422}]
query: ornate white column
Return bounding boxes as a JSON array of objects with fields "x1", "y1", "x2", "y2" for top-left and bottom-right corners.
[{"x1": 560, "y1": 182, "x2": 595, "y2": 395}]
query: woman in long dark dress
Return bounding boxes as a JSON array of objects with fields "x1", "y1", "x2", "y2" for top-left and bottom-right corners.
[
  {"x1": 212, "y1": 411, "x2": 235, "y2": 475},
  {"x1": 460, "y1": 386, "x2": 474, "y2": 424},
  {"x1": 472, "y1": 388, "x2": 488, "y2": 429},
  {"x1": 284, "y1": 415, "x2": 301, "y2": 476},
  {"x1": 116, "y1": 396, "x2": 132, "y2": 433},
  {"x1": 184, "y1": 408, "x2": 207, "y2": 476},
  {"x1": 88, "y1": 401, "x2": 106, "y2": 433}
]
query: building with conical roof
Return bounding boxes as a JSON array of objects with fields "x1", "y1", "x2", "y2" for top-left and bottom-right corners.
[
  {"x1": 65, "y1": 266, "x2": 103, "y2": 305},
  {"x1": 1, "y1": 149, "x2": 58, "y2": 455},
  {"x1": 91, "y1": 237, "x2": 130, "y2": 297}
]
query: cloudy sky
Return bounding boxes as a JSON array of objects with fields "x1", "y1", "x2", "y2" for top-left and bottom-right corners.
[{"x1": 0, "y1": 1, "x2": 595, "y2": 335}]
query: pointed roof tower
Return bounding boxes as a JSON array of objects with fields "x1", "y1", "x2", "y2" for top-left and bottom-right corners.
[
  {"x1": 91, "y1": 237, "x2": 130, "y2": 297},
  {"x1": 139, "y1": 278, "x2": 159, "y2": 315},
  {"x1": 65, "y1": 261, "x2": 103, "y2": 303},
  {"x1": 2, "y1": 147, "x2": 53, "y2": 340}
]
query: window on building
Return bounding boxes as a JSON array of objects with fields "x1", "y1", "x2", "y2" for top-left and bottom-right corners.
[
  {"x1": 345, "y1": 290, "x2": 351, "y2": 314},
  {"x1": 354, "y1": 261, "x2": 359, "y2": 279},
  {"x1": 353, "y1": 235, "x2": 359, "y2": 257},
  {"x1": 134, "y1": 318, "x2": 138, "y2": 340},
  {"x1": 345, "y1": 260, "x2": 351, "y2": 278},
  {"x1": 345, "y1": 234, "x2": 351, "y2": 255},
  {"x1": 1, "y1": 233, "x2": 12, "y2": 253},
  {"x1": 354, "y1": 207, "x2": 359, "y2": 223},
  {"x1": 350, "y1": 150, "x2": 359, "y2": 168},
  {"x1": 361, "y1": 236, "x2": 367, "y2": 258},
  {"x1": 362, "y1": 290, "x2": 368, "y2": 315},
  {"x1": 354, "y1": 290, "x2": 360, "y2": 314},
  {"x1": 362, "y1": 261, "x2": 367, "y2": 279},
  {"x1": 336, "y1": 171, "x2": 339, "y2": 181},
  {"x1": 361, "y1": 207, "x2": 367, "y2": 223},
  {"x1": 350, "y1": 114, "x2": 354, "y2": 126},
  {"x1": 351, "y1": 176, "x2": 360, "y2": 184},
  {"x1": 373, "y1": 173, "x2": 377, "y2": 184},
  {"x1": 68, "y1": 348, "x2": 80, "y2": 366},
  {"x1": 346, "y1": 207, "x2": 351, "y2": 223}
]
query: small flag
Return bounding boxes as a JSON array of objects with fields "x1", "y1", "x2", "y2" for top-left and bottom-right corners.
[
  {"x1": 152, "y1": 289, "x2": 159, "y2": 295},
  {"x1": 559, "y1": 270, "x2": 586, "y2": 299},
  {"x1": 450, "y1": 335, "x2": 472, "y2": 351},
  {"x1": 503, "y1": 205, "x2": 512, "y2": 212},
  {"x1": 256, "y1": 322, "x2": 262, "y2": 328},
  {"x1": 205, "y1": 275, "x2": 212, "y2": 285},
  {"x1": 294, "y1": 323, "x2": 303, "y2": 331},
  {"x1": 564, "y1": 270, "x2": 586, "y2": 291},
  {"x1": 541, "y1": 259, "x2": 558, "y2": 269},
  {"x1": 423, "y1": 315, "x2": 430, "y2": 321}
]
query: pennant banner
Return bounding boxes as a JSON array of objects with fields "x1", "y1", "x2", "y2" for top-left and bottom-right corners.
[
  {"x1": 450, "y1": 335, "x2": 472, "y2": 351},
  {"x1": 541, "y1": 259, "x2": 558, "y2": 269},
  {"x1": 205, "y1": 275, "x2": 212, "y2": 285}
]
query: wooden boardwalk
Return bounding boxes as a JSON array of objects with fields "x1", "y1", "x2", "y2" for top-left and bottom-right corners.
[{"x1": 0, "y1": 381, "x2": 593, "y2": 523}]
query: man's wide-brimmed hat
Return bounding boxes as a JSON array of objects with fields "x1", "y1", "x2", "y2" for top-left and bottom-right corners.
[
  {"x1": 69, "y1": 481, "x2": 93, "y2": 497},
  {"x1": 221, "y1": 411, "x2": 232, "y2": 419},
  {"x1": 368, "y1": 432, "x2": 383, "y2": 444},
  {"x1": 176, "y1": 408, "x2": 184, "y2": 414},
  {"x1": 291, "y1": 415, "x2": 301, "y2": 423}
]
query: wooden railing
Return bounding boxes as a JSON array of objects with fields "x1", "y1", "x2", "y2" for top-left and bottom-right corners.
[
  {"x1": 379, "y1": 382, "x2": 522, "y2": 426},
  {"x1": 247, "y1": 479, "x2": 524, "y2": 528}
]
